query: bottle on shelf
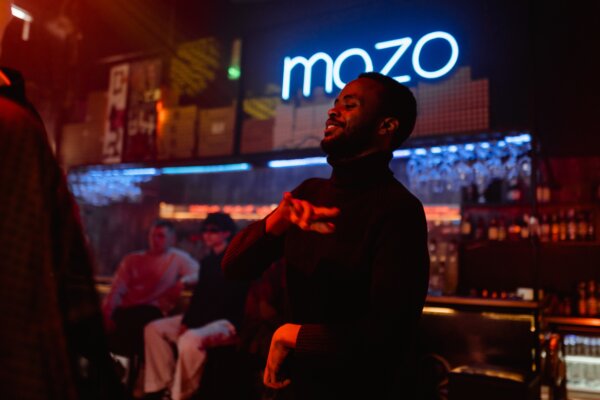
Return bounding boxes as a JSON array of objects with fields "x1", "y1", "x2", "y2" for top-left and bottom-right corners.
[
  {"x1": 576, "y1": 211, "x2": 588, "y2": 241},
  {"x1": 597, "y1": 283, "x2": 600, "y2": 316},
  {"x1": 444, "y1": 240, "x2": 459, "y2": 295},
  {"x1": 460, "y1": 212, "x2": 473, "y2": 240},
  {"x1": 540, "y1": 214, "x2": 550, "y2": 242},
  {"x1": 428, "y1": 239, "x2": 442, "y2": 296},
  {"x1": 529, "y1": 214, "x2": 540, "y2": 239},
  {"x1": 520, "y1": 213, "x2": 530, "y2": 240},
  {"x1": 577, "y1": 281, "x2": 587, "y2": 317},
  {"x1": 508, "y1": 217, "x2": 521, "y2": 241},
  {"x1": 558, "y1": 211, "x2": 567, "y2": 242},
  {"x1": 506, "y1": 178, "x2": 523, "y2": 203},
  {"x1": 586, "y1": 211, "x2": 596, "y2": 241},
  {"x1": 497, "y1": 217, "x2": 507, "y2": 241},
  {"x1": 536, "y1": 179, "x2": 551, "y2": 203},
  {"x1": 551, "y1": 213, "x2": 560, "y2": 242},
  {"x1": 561, "y1": 297, "x2": 572, "y2": 316},
  {"x1": 567, "y1": 209, "x2": 577, "y2": 241},
  {"x1": 587, "y1": 280, "x2": 598, "y2": 317},
  {"x1": 488, "y1": 217, "x2": 499, "y2": 241}
]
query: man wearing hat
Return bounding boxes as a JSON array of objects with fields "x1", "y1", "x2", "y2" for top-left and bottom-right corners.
[{"x1": 143, "y1": 213, "x2": 249, "y2": 400}]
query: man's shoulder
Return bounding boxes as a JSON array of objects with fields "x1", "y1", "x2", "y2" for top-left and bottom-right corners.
[
  {"x1": 292, "y1": 177, "x2": 329, "y2": 196},
  {"x1": 381, "y1": 179, "x2": 425, "y2": 212},
  {"x1": 168, "y1": 247, "x2": 196, "y2": 262},
  {"x1": 121, "y1": 250, "x2": 146, "y2": 261},
  {"x1": 0, "y1": 97, "x2": 43, "y2": 133}
]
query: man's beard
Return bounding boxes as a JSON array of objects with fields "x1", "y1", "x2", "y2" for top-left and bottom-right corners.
[{"x1": 321, "y1": 127, "x2": 375, "y2": 160}]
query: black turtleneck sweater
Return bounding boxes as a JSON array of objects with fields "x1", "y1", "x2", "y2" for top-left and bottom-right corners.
[
  {"x1": 182, "y1": 251, "x2": 249, "y2": 329},
  {"x1": 223, "y1": 152, "x2": 429, "y2": 398}
]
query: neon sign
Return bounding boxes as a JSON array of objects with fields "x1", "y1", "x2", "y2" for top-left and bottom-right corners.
[{"x1": 282, "y1": 31, "x2": 459, "y2": 100}]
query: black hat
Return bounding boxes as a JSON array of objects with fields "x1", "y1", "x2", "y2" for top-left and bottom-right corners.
[{"x1": 202, "y1": 212, "x2": 237, "y2": 235}]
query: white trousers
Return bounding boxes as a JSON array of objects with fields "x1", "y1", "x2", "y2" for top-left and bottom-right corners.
[{"x1": 143, "y1": 315, "x2": 237, "y2": 400}]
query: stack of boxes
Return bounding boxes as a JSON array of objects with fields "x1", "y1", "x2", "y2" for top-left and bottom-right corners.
[
  {"x1": 156, "y1": 105, "x2": 198, "y2": 160},
  {"x1": 61, "y1": 91, "x2": 107, "y2": 168}
]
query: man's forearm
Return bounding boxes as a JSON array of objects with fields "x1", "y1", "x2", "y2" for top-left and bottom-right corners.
[{"x1": 274, "y1": 323, "x2": 301, "y2": 348}]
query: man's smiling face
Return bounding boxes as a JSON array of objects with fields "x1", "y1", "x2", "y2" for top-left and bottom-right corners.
[{"x1": 321, "y1": 77, "x2": 386, "y2": 159}]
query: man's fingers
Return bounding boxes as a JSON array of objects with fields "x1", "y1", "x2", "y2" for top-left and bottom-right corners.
[
  {"x1": 312, "y1": 205, "x2": 340, "y2": 218},
  {"x1": 298, "y1": 201, "x2": 313, "y2": 229},
  {"x1": 263, "y1": 367, "x2": 291, "y2": 389},
  {"x1": 288, "y1": 200, "x2": 310, "y2": 230},
  {"x1": 309, "y1": 221, "x2": 336, "y2": 234}
]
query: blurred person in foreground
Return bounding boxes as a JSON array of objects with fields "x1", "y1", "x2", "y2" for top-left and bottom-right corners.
[
  {"x1": 223, "y1": 72, "x2": 430, "y2": 399},
  {"x1": 143, "y1": 213, "x2": 249, "y2": 400},
  {"x1": 0, "y1": 1, "x2": 125, "y2": 398},
  {"x1": 102, "y1": 220, "x2": 199, "y2": 363}
]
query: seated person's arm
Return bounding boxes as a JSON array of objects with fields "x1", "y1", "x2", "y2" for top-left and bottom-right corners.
[
  {"x1": 102, "y1": 258, "x2": 131, "y2": 331},
  {"x1": 180, "y1": 255, "x2": 200, "y2": 286}
]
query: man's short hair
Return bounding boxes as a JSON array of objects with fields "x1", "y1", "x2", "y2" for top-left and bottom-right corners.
[
  {"x1": 202, "y1": 213, "x2": 237, "y2": 236},
  {"x1": 152, "y1": 219, "x2": 176, "y2": 233},
  {"x1": 358, "y1": 72, "x2": 417, "y2": 149}
]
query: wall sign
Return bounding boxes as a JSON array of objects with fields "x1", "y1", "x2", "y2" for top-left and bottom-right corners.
[{"x1": 281, "y1": 31, "x2": 459, "y2": 100}]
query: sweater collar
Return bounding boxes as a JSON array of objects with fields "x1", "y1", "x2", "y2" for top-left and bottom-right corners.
[{"x1": 328, "y1": 151, "x2": 393, "y2": 187}]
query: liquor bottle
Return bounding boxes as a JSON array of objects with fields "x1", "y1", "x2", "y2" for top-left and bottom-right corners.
[
  {"x1": 488, "y1": 217, "x2": 499, "y2": 240},
  {"x1": 596, "y1": 284, "x2": 600, "y2": 316},
  {"x1": 444, "y1": 240, "x2": 459, "y2": 295},
  {"x1": 508, "y1": 218, "x2": 521, "y2": 241},
  {"x1": 586, "y1": 211, "x2": 596, "y2": 241},
  {"x1": 460, "y1": 212, "x2": 473, "y2": 240},
  {"x1": 536, "y1": 180, "x2": 551, "y2": 203},
  {"x1": 428, "y1": 240, "x2": 442, "y2": 296},
  {"x1": 577, "y1": 281, "x2": 587, "y2": 317},
  {"x1": 540, "y1": 214, "x2": 550, "y2": 242},
  {"x1": 562, "y1": 297, "x2": 572, "y2": 316},
  {"x1": 558, "y1": 211, "x2": 567, "y2": 241},
  {"x1": 506, "y1": 178, "x2": 523, "y2": 203},
  {"x1": 567, "y1": 209, "x2": 577, "y2": 241},
  {"x1": 587, "y1": 280, "x2": 598, "y2": 317},
  {"x1": 529, "y1": 214, "x2": 540, "y2": 239},
  {"x1": 498, "y1": 217, "x2": 507, "y2": 241},
  {"x1": 576, "y1": 211, "x2": 588, "y2": 241},
  {"x1": 550, "y1": 213, "x2": 560, "y2": 242},
  {"x1": 520, "y1": 214, "x2": 530, "y2": 240}
]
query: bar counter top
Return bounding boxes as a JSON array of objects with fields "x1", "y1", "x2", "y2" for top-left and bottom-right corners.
[{"x1": 426, "y1": 295, "x2": 540, "y2": 310}]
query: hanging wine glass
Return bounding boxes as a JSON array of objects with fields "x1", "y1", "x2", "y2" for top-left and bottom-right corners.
[
  {"x1": 406, "y1": 156, "x2": 423, "y2": 194},
  {"x1": 455, "y1": 144, "x2": 475, "y2": 188}
]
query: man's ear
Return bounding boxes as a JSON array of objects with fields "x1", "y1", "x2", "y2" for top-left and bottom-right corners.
[{"x1": 378, "y1": 117, "x2": 399, "y2": 136}]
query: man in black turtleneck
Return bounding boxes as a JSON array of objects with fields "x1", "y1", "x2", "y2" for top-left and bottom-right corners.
[{"x1": 223, "y1": 72, "x2": 429, "y2": 399}]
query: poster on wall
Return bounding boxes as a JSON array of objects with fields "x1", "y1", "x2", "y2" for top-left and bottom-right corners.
[
  {"x1": 124, "y1": 58, "x2": 162, "y2": 162},
  {"x1": 102, "y1": 63, "x2": 129, "y2": 164},
  {"x1": 240, "y1": 0, "x2": 529, "y2": 153}
]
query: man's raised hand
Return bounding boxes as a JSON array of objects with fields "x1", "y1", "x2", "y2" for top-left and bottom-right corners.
[{"x1": 266, "y1": 192, "x2": 340, "y2": 236}]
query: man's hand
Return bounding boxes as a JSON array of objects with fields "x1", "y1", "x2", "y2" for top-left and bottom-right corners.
[
  {"x1": 197, "y1": 319, "x2": 238, "y2": 348},
  {"x1": 266, "y1": 192, "x2": 340, "y2": 236},
  {"x1": 264, "y1": 323, "x2": 301, "y2": 389},
  {"x1": 157, "y1": 280, "x2": 184, "y2": 313}
]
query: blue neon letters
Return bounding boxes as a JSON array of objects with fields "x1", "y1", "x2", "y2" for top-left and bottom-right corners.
[{"x1": 281, "y1": 31, "x2": 459, "y2": 100}]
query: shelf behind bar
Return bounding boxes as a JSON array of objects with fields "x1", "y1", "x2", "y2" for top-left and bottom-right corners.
[
  {"x1": 545, "y1": 316, "x2": 600, "y2": 328},
  {"x1": 426, "y1": 295, "x2": 539, "y2": 309}
]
